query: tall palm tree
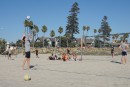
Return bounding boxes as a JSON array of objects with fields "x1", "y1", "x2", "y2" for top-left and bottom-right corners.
[
  {"x1": 50, "y1": 30, "x2": 56, "y2": 46},
  {"x1": 28, "y1": 21, "x2": 33, "y2": 33},
  {"x1": 50, "y1": 30, "x2": 55, "y2": 38},
  {"x1": 32, "y1": 29, "x2": 37, "y2": 47},
  {"x1": 82, "y1": 26, "x2": 90, "y2": 47},
  {"x1": 41, "y1": 25, "x2": 47, "y2": 47},
  {"x1": 34, "y1": 25, "x2": 39, "y2": 39},
  {"x1": 86, "y1": 26, "x2": 90, "y2": 47},
  {"x1": 83, "y1": 26, "x2": 86, "y2": 47},
  {"x1": 58, "y1": 26, "x2": 63, "y2": 47},
  {"x1": 24, "y1": 20, "x2": 30, "y2": 35},
  {"x1": 93, "y1": 29, "x2": 97, "y2": 47}
]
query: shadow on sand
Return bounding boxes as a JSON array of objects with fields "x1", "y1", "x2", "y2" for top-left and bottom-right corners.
[
  {"x1": 110, "y1": 61, "x2": 121, "y2": 64},
  {"x1": 30, "y1": 64, "x2": 38, "y2": 70}
]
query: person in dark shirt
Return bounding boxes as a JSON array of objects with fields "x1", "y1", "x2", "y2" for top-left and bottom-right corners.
[
  {"x1": 111, "y1": 46, "x2": 114, "y2": 58},
  {"x1": 35, "y1": 49, "x2": 39, "y2": 58}
]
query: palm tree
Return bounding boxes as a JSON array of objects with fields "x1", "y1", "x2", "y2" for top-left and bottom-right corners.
[
  {"x1": 28, "y1": 21, "x2": 33, "y2": 33},
  {"x1": 32, "y1": 29, "x2": 37, "y2": 47},
  {"x1": 34, "y1": 25, "x2": 39, "y2": 39},
  {"x1": 93, "y1": 29, "x2": 97, "y2": 47},
  {"x1": 58, "y1": 26, "x2": 63, "y2": 47},
  {"x1": 50, "y1": 30, "x2": 55, "y2": 38},
  {"x1": 86, "y1": 26, "x2": 90, "y2": 47},
  {"x1": 82, "y1": 26, "x2": 90, "y2": 47},
  {"x1": 41, "y1": 25, "x2": 47, "y2": 47},
  {"x1": 24, "y1": 20, "x2": 30, "y2": 35},
  {"x1": 50, "y1": 30, "x2": 55, "y2": 47},
  {"x1": 83, "y1": 26, "x2": 86, "y2": 47}
]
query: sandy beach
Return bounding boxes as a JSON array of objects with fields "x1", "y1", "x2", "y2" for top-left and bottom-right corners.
[{"x1": 0, "y1": 53, "x2": 130, "y2": 87}]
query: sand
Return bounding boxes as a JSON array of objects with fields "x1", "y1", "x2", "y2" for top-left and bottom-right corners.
[{"x1": 0, "y1": 53, "x2": 130, "y2": 87}]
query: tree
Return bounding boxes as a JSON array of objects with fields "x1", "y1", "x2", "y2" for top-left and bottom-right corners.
[
  {"x1": 58, "y1": 26, "x2": 63, "y2": 47},
  {"x1": 31, "y1": 29, "x2": 37, "y2": 47},
  {"x1": 41, "y1": 25, "x2": 47, "y2": 47},
  {"x1": 34, "y1": 25, "x2": 39, "y2": 39},
  {"x1": 16, "y1": 39, "x2": 22, "y2": 47},
  {"x1": 65, "y1": 2, "x2": 80, "y2": 41},
  {"x1": 50, "y1": 30, "x2": 56, "y2": 53},
  {"x1": 24, "y1": 19, "x2": 33, "y2": 36},
  {"x1": 29, "y1": 21, "x2": 33, "y2": 30},
  {"x1": 100, "y1": 16, "x2": 112, "y2": 47},
  {"x1": 82, "y1": 26, "x2": 90, "y2": 47},
  {"x1": 82, "y1": 26, "x2": 86, "y2": 46},
  {"x1": 24, "y1": 20, "x2": 30, "y2": 35},
  {"x1": 0, "y1": 38, "x2": 6, "y2": 54},
  {"x1": 50, "y1": 30, "x2": 55, "y2": 38},
  {"x1": 123, "y1": 33, "x2": 129, "y2": 40}
]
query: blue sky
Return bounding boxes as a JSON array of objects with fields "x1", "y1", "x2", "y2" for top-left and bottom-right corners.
[{"x1": 0, "y1": 0, "x2": 130, "y2": 43}]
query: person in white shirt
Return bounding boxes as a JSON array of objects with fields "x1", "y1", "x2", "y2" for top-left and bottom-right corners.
[
  {"x1": 119, "y1": 40, "x2": 129, "y2": 64},
  {"x1": 22, "y1": 34, "x2": 32, "y2": 70}
]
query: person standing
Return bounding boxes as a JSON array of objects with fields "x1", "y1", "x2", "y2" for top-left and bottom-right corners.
[
  {"x1": 35, "y1": 48, "x2": 39, "y2": 58},
  {"x1": 111, "y1": 46, "x2": 114, "y2": 58},
  {"x1": 119, "y1": 40, "x2": 129, "y2": 64},
  {"x1": 8, "y1": 47, "x2": 11, "y2": 60},
  {"x1": 22, "y1": 34, "x2": 32, "y2": 70}
]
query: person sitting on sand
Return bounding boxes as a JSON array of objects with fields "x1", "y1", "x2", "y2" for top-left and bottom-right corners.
[
  {"x1": 49, "y1": 53, "x2": 57, "y2": 60},
  {"x1": 72, "y1": 51, "x2": 77, "y2": 61},
  {"x1": 62, "y1": 53, "x2": 68, "y2": 61}
]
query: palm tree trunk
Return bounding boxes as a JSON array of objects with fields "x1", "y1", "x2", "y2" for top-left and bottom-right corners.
[
  {"x1": 94, "y1": 33, "x2": 95, "y2": 47},
  {"x1": 80, "y1": 37, "x2": 83, "y2": 61},
  {"x1": 98, "y1": 35, "x2": 99, "y2": 48},
  {"x1": 85, "y1": 31, "x2": 87, "y2": 48},
  {"x1": 43, "y1": 33, "x2": 45, "y2": 48},
  {"x1": 83, "y1": 31, "x2": 84, "y2": 47},
  {"x1": 54, "y1": 37, "x2": 56, "y2": 55},
  {"x1": 60, "y1": 34, "x2": 61, "y2": 47}
]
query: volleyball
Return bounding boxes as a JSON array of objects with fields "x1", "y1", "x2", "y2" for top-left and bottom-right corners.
[{"x1": 24, "y1": 74, "x2": 31, "y2": 81}]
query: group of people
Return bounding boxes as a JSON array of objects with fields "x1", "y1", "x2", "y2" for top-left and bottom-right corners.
[
  {"x1": 48, "y1": 48, "x2": 77, "y2": 61},
  {"x1": 62, "y1": 50, "x2": 77, "y2": 61},
  {"x1": 111, "y1": 40, "x2": 129, "y2": 64},
  {"x1": 22, "y1": 33, "x2": 129, "y2": 71}
]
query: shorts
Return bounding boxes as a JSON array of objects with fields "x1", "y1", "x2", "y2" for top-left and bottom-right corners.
[
  {"x1": 25, "y1": 51, "x2": 30, "y2": 58},
  {"x1": 122, "y1": 51, "x2": 127, "y2": 56},
  {"x1": 111, "y1": 50, "x2": 114, "y2": 53}
]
